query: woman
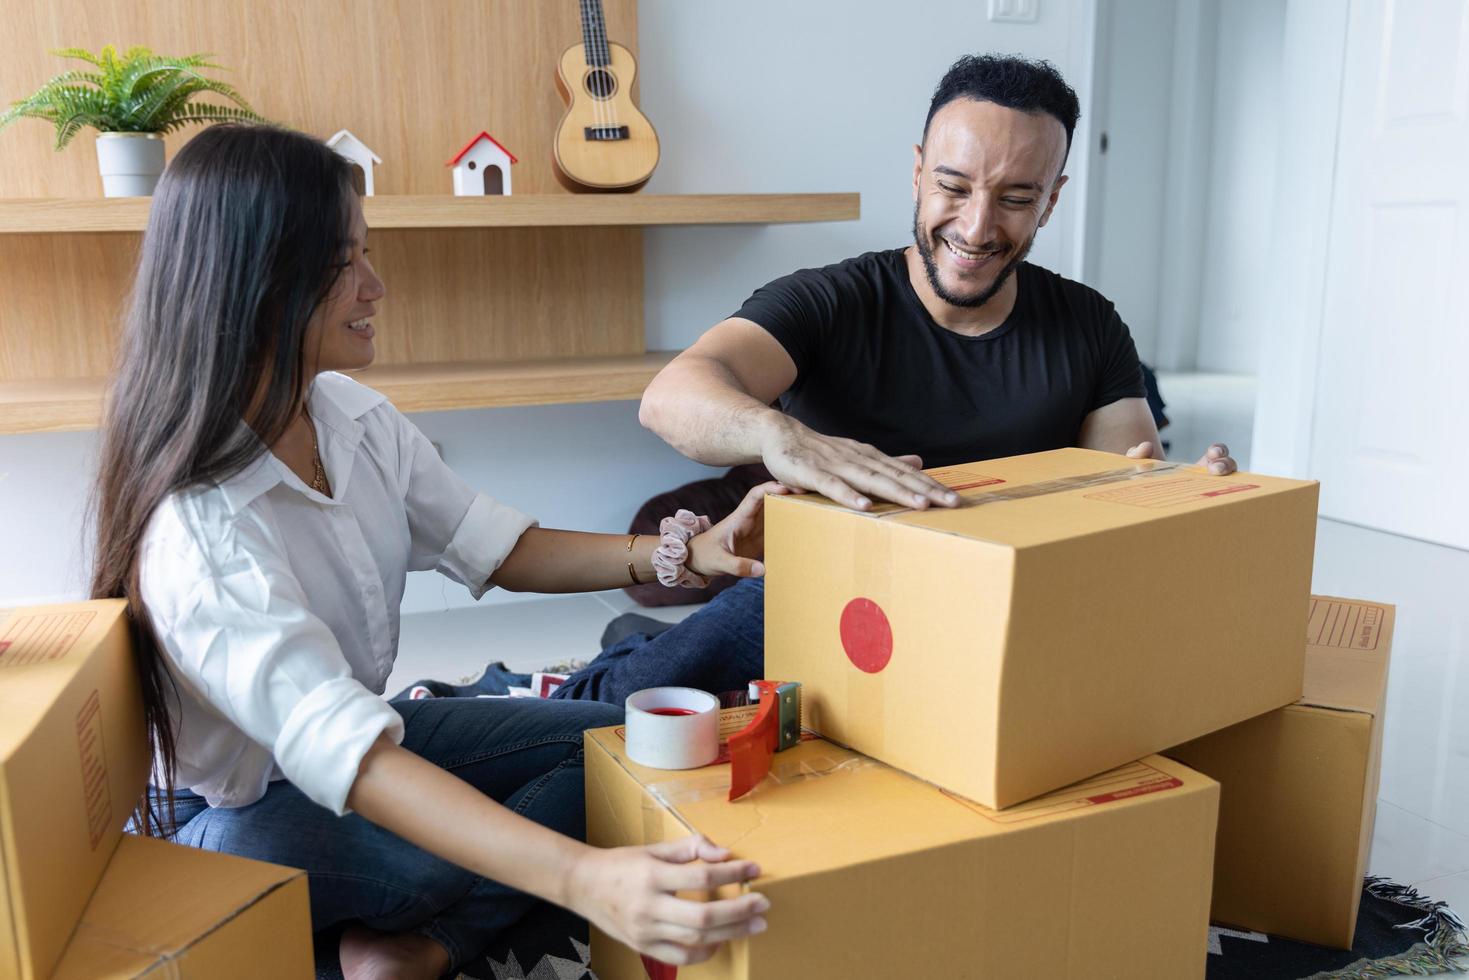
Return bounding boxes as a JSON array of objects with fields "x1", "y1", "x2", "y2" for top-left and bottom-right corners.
[{"x1": 90, "y1": 125, "x2": 776, "y2": 978}]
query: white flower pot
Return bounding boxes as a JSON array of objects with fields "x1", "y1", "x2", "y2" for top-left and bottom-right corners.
[{"x1": 95, "y1": 132, "x2": 165, "y2": 197}]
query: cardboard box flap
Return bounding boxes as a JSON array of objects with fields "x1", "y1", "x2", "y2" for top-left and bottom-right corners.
[
  {"x1": 0, "y1": 600, "x2": 130, "y2": 752},
  {"x1": 51, "y1": 835, "x2": 313, "y2": 980},
  {"x1": 779, "y1": 448, "x2": 1318, "y2": 550},
  {"x1": 587, "y1": 729, "x2": 1214, "y2": 883},
  {"x1": 1300, "y1": 597, "x2": 1395, "y2": 714},
  {"x1": 66, "y1": 835, "x2": 302, "y2": 957}
]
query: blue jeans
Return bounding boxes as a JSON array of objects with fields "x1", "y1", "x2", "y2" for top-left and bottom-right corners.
[
  {"x1": 159, "y1": 696, "x2": 622, "y2": 973},
  {"x1": 551, "y1": 577, "x2": 766, "y2": 704}
]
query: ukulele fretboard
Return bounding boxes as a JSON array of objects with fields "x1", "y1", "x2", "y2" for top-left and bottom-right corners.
[{"x1": 580, "y1": 0, "x2": 612, "y2": 67}]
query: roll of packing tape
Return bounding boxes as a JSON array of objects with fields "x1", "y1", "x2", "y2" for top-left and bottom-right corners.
[{"x1": 625, "y1": 687, "x2": 720, "y2": 770}]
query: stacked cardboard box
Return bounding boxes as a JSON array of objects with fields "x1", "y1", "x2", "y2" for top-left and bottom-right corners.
[
  {"x1": 0, "y1": 600, "x2": 312, "y2": 979},
  {"x1": 588, "y1": 730, "x2": 1218, "y2": 979},
  {"x1": 589, "y1": 448, "x2": 1336, "y2": 978},
  {"x1": 1166, "y1": 596, "x2": 1394, "y2": 949},
  {"x1": 764, "y1": 448, "x2": 1321, "y2": 809},
  {"x1": 1, "y1": 600, "x2": 149, "y2": 980}
]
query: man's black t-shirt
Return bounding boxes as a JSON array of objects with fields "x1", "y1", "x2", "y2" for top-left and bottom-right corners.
[{"x1": 731, "y1": 248, "x2": 1146, "y2": 468}]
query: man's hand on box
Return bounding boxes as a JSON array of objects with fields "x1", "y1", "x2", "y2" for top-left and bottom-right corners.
[
  {"x1": 761, "y1": 416, "x2": 959, "y2": 511},
  {"x1": 688, "y1": 481, "x2": 790, "y2": 579},
  {"x1": 1195, "y1": 442, "x2": 1237, "y2": 475},
  {"x1": 1125, "y1": 441, "x2": 1237, "y2": 476}
]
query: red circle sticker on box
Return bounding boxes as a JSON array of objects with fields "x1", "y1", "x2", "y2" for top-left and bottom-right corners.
[{"x1": 840, "y1": 597, "x2": 894, "y2": 673}]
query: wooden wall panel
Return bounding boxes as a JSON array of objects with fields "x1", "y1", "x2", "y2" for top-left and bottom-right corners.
[
  {"x1": 0, "y1": 0, "x2": 646, "y2": 382},
  {"x1": 0, "y1": 234, "x2": 139, "y2": 381},
  {"x1": 0, "y1": 226, "x2": 644, "y2": 381},
  {"x1": 0, "y1": 0, "x2": 639, "y2": 196},
  {"x1": 367, "y1": 227, "x2": 643, "y2": 365}
]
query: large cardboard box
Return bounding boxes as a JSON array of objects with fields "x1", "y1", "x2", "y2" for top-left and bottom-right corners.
[
  {"x1": 0, "y1": 600, "x2": 151, "y2": 980},
  {"x1": 1166, "y1": 595, "x2": 1394, "y2": 949},
  {"x1": 765, "y1": 447, "x2": 1318, "y2": 808},
  {"x1": 586, "y1": 725, "x2": 1220, "y2": 979},
  {"x1": 51, "y1": 833, "x2": 312, "y2": 978}
]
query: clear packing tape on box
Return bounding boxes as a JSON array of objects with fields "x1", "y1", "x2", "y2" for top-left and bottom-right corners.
[
  {"x1": 639, "y1": 748, "x2": 880, "y2": 846},
  {"x1": 868, "y1": 458, "x2": 1208, "y2": 518}
]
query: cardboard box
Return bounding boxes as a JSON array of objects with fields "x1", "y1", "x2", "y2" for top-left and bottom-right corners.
[
  {"x1": 51, "y1": 833, "x2": 312, "y2": 978},
  {"x1": 0, "y1": 600, "x2": 151, "y2": 980},
  {"x1": 765, "y1": 447, "x2": 1318, "y2": 808},
  {"x1": 1165, "y1": 595, "x2": 1394, "y2": 949},
  {"x1": 586, "y1": 726, "x2": 1220, "y2": 979}
]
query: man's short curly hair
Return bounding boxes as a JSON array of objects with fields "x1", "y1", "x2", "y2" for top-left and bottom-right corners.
[{"x1": 923, "y1": 54, "x2": 1081, "y2": 170}]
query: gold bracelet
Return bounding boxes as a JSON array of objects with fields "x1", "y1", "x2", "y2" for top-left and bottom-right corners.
[{"x1": 626, "y1": 534, "x2": 642, "y2": 585}]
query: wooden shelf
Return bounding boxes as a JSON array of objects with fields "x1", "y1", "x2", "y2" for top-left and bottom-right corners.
[
  {"x1": 359, "y1": 352, "x2": 678, "y2": 413},
  {"x1": 0, "y1": 194, "x2": 859, "y2": 234},
  {"x1": 0, "y1": 352, "x2": 679, "y2": 434}
]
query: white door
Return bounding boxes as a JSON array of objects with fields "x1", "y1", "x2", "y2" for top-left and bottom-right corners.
[{"x1": 1307, "y1": 0, "x2": 1469, "y2": 548}]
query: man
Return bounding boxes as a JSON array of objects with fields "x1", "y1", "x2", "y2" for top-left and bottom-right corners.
[{"x1": 545, "y1": 53, "x2": 1234, "y2": 703}]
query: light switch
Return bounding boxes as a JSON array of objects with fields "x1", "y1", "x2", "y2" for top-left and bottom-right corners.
[{"x1": 988, "y1": 0, "x2": 1039, "y2": 23}]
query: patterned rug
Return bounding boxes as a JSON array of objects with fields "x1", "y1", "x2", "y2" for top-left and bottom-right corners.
[{"x1": 1207, "y1": 878, "x2": 1466, "y2": 979}]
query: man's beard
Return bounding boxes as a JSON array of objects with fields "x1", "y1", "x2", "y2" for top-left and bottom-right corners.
[{"x1": 912, "y1": 204, "x2": 1032, "y2": 309}]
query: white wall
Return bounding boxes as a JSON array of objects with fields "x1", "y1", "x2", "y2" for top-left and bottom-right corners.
[
  {"x1": 0, "y1": 0, "x2": 1096, "y2": 612},
  {"x1": 1193, "y1": 0, "x2": 1286, "y2": 374},
  {"x1": 0, "y1": 429, "x2": 97, "y2": 606},
  {"x1": 638, "y1": 0, "x2": 1094, "y2": 353}
]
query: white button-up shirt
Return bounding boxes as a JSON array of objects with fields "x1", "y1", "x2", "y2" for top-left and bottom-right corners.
[{"x1": 139, "y1": 372, "x2": 536, "y2": 815}]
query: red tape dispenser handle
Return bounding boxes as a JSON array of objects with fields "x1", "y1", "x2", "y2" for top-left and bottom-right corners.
[{"x1": 728, "y1": 680, "x2": 801, "y2": 801}]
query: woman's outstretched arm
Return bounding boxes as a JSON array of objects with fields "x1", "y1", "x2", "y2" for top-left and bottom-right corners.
[
  {"x1": 347, "y1": 735, "x2": 769, "y2": 967},
  {"x1": 490, "y1": 482, "x2": 786, "y2": 593}
]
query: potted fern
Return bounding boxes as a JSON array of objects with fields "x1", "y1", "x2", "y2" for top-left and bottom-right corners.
[{"x1": 0, "y1": 45, "x2": 266, "y2": 197}]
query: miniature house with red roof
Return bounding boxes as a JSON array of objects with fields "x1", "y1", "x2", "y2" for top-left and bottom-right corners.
[
  {"x1": 326, "y1": 129, "x2": 383, "y2": 196},
  {"x1": 447, "y1": 132, "x2": 518, "y2": 196}
]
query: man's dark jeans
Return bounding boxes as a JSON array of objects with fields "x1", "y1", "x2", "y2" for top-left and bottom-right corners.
[{"x1": 551, "y1": 577, "x2": 766, "y2": 703}]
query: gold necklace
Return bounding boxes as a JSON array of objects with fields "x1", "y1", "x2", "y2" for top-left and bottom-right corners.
[{"x1": 305, "y1": 406, "x2": 330, "y2": 495}]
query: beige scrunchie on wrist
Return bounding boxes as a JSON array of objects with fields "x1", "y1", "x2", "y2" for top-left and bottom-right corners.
[{"x1": 653, "y1": 510, "x2": 713, "y2": 588}]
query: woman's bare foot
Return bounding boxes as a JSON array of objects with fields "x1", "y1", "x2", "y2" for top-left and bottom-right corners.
[{"x1": 339, "y1": 923, "x2": 451, "y2": 980}]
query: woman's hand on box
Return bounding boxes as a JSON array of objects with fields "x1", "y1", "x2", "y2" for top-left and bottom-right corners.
[
  {"x1": 567, "y1": 835, "x2": 769, "y2": 965},
  {"x1": 687, "y1": 481, "x2": 790, "y2": 579}
]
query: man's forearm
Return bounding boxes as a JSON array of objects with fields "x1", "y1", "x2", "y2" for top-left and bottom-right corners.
[{"x1": 639, "y1": 355, "x2": 787, "y2": 465}]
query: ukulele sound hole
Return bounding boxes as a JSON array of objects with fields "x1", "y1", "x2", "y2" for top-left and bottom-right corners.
[{"x1": 583, "y1": 68, "x2": 617, "y2": 100}]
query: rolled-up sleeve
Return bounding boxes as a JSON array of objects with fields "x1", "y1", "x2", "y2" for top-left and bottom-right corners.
[
  {"x1": 395, "y1": 411, "x2": 536, "y2": 597},
  {"x1": 141, "y1": 498, "x2": 404, "y2": 815}
]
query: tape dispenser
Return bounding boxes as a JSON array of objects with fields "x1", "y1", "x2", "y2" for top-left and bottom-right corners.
[{"x1": 727, "y1": 679, "x2": 801, "y2": 801}]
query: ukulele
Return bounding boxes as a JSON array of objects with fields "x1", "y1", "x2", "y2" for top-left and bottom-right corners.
[{"x1": 553, "y1": 0, "x2": 660, "y2": 192}]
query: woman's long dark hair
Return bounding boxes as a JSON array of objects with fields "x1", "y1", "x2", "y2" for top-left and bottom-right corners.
[{"x1": 89, "y1": 125, "x2": 359, "y2": 834}]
